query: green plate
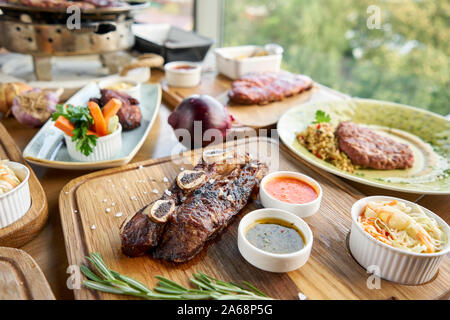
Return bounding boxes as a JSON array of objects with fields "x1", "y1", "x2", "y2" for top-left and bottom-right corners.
[{"x1": 277, "y1": 98, "x2": 450, "y2": 194}]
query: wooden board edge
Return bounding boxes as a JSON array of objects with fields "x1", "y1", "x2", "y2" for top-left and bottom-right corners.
[
  {"x1": 59, "y1": 136, "x2": 282, "y2": 299},
  {"x1": 0, "y1": 123, "x2": 49, "y2": 248},
  {"x1": 0, "y1": 247, "x2": 55, "y2": 300}
]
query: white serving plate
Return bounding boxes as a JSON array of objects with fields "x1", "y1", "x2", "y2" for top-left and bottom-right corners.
[{"x1": 23, "y1": 82, "x2": 161, "y2": 170}]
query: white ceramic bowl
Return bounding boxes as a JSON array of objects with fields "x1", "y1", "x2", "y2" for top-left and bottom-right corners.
[
  {"x1": 65, "y1": 124, "x2": 122, "y2": 162},
  {"x1": 215, "y1": 45, "x2": 282, "y2": 80},
  {"x1": 0, "y1": 161, "x2": 31, "y2": 229},
  {"x1": 98, "y1": 78, "x2": 141, "y2": 101},
  {"x1": 164, "y1": 61, "x2": 201, "y2": 87},
  {"x1": 349, "y1": 196, "x2": 450, "y2": 285},
  {"x1": 238, "y1": 208, "x2": 313, "y2": 273},
  {"x1": 259, "y1": 171, "x2": 322, "y2": 218}
]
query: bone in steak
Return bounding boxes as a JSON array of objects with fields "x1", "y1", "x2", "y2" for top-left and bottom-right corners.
[
  {"x1": 153, "y1": 160, "x2": 268, "y2": 262},
  {"x1": 228, "y1": 72, "x2": 313, "y2": 105},
  {"x1": 120, "y1": 150, "x2": 260, "y2": 258}
]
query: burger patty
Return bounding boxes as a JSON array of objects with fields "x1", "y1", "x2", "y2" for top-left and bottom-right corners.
[
  {"x1": 228, "y1": 72, "x2": 313, "y2": 105},
  {"x1": 336, "y1": 121, "x2": 414, "y2": 170}
]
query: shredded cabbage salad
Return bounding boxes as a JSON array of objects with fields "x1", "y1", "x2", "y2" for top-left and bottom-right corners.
[{"x1": 358, "y1": 200, "x2": 447, "y2": 253}]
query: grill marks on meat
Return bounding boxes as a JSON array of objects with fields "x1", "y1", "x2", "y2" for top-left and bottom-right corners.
[
  {"x1": 91, "y1": 89, "x2": 142, "y2": 131},
  {"x1": 336, "y1": 121, "x2": 414, "y2": 170},
  {"x1": 153, "y1": 161, "x2": 268, "y2": 262},
  {"x1": 228, "y1": 72, "x2": 313, "y2": 105},
  {"x1": 120, "y1": 152, "x2": 268, "y2": 262},
  {"x1": 120, "y1": 153, "x2": 256, "y2": 257}
]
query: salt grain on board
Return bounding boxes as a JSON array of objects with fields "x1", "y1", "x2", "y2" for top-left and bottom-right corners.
[{"x1": 115, "y1": 212, "x2": 123, "y2": 217}]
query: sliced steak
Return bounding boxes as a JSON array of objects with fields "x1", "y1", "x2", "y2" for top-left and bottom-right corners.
[{"x1": 336, "y1": 121, "x2": 414, "y2": 170}]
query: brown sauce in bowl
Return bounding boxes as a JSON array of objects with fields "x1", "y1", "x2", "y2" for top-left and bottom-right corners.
[{"x1": 245, "y1": 218, "x2": 305, "y2": 254}]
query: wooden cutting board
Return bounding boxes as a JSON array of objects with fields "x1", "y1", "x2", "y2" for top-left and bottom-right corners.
[
  {"x1": 161, "y1": 72, "x2": 347, "y2": 129},
  {"x1": 0, "y1": 123, "x2": 48, "y2": 248},
  {"x1": 0, "y1": 247, "x2": 55, "y2": 299},
  {"x1": 59, "y1": 137, "x2": 449, "y2": 300}
]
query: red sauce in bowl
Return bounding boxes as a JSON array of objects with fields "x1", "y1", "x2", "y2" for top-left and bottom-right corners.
[
  {"x1": 265, "y1": 177, "x2": 317, "y2": 204},
  {"x1": 172, "y1": 65, "x2": 196, "y2": 70}
]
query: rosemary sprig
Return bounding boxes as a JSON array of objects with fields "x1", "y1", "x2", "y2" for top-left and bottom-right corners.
[{"x1": 81, "y1": 252, "x2": 273, "y2": 300}]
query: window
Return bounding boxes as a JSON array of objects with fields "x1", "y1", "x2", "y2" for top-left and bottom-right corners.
[
  {"x1": 135, "y1": 0, "x2": 195, "y2": 31},
  {"x1": 222, "y1": 0, "x2": 449, "y2": 115}
]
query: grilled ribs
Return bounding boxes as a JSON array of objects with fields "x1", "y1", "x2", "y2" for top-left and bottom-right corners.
[
  {"x1": 120, "y1": 150, "x2": 268, "y2": 262},
  {"x1": 154, "y1": 161, "x2": 267, "y2": 262},
  {"x1": 228, "y1": 72, "x2": 313, "y2": 105}
]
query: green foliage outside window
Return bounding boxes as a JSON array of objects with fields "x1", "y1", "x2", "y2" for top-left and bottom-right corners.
[{"x1": 224, "y1": 0, "x2": 449, "y2": 115}]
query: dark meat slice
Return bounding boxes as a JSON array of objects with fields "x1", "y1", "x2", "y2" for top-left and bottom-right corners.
[
  {"x1": 121, "y1": 160, "x2": 209, "y2": 257},
  {"x1": 120, "y1": 151, "x2": 252, "y2": 257},
  {"x1": 228, "y1": 72, "x2": 313, "y2": 105},
  {"x1": 117, "y1": 103, "x2": 142, "y2": 131},
  {"x1": 153, "y1": 160, "x2": 268, "y2": 263},
  {"x1": 336, "y1": 121, "x2": 414, "y2": 170},
  {"x1": 93, "y1": 89, "x2": 142, "y2": 131},
  {"x1": 120, "y1": 203, "x2": 164, "y2": 257}
]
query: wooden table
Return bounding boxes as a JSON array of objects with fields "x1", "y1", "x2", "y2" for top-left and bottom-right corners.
[{"x1": 1, "y1": 71, "x2": 448, "y2": 300}]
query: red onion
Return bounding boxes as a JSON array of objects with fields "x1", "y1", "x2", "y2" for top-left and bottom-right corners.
[
  {"x1": 168, "y1": 95, "x2": 234, "y2": 148},
  {"x1": 11, "y1": 88, "x2": 62, "y2": 128}
]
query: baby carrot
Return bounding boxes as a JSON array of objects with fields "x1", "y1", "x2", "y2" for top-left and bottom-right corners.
[
  {"x1": 102, "y1": 98, "x2": 122, "y2": 123},
  {"x1": 88, "y1": 101, "x2": 107, "y2": 136}
]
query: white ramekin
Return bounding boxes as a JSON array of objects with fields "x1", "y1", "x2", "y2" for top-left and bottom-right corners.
[
  {"x1": 65, "y1": 124, "x2": 122, "y2": 162},
  {"x1": 238, "y1": 208, "x2": 313, "y2": 273},
  {"x1": 164, "y1": 61, "x2": 201, "y2": 87},
  {"x1": 349, "y1": 196, "x2": 450, "y2": 285},
  {"x1": 0, "y1": 161, "x2": 31, "y2": 229},
  {"x1": 215, "y1": 45, "x2": 283, "y2": 80},
  {"x1": 259, "y1": 171, "x2": 322, "y2": 218},
  {"x1": 98, "y1": 79, "x2": 141, "y2": 101}
]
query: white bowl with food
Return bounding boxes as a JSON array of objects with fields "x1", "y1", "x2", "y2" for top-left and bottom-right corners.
[
  {"x1": 259, "y1": 171, "x2": 322, "y2": 218},
  {"x1": 0, "y1": 161, "x2": 31, "y2": 229},
  {"x1": 65, "y1": 123, "x2": 122, "y2": 162},
  {"x1": 98, "y1": 78, "x2": 141, "y2": 101},
  {"x1": 238, "y1": 208, "x2": 313, "y2": 273},
  {"x1": 349, "y1": 196, "x2": 450, "y2": 285},
  {"x1": 164, "y1": 61, "x2": 201, "y2": 88},
  {"x1": 215, "y1": 44, "x2": 283, "y2": 80}
]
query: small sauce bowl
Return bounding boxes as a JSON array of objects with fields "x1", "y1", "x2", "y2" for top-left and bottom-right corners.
[
  {"x1": 238, "y1": 208, "x2": 313, "y2": 272},
  {"x1": 259, "y1": 171, "x2": 322, "y2": 218},
  {"x1": 99, "y1": 79, "x2": 141, "y2": 101},
  {"x1": 164, "y1": 61, "x2": 201, "y2": 88}
]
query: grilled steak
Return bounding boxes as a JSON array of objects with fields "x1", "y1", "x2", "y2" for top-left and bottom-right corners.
[
  {"x1": 228, "y1": 72, "x2": 313, "y2": 105},
  {"x1": 120, "y1": 150, "x2": 256, "y2": 257},
  {"x1": 336, "y1": 121, "x2": 414, "y2": 170},
  {"x1": 153, "y1": 160, "x2": 268, "y2": 262}
]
